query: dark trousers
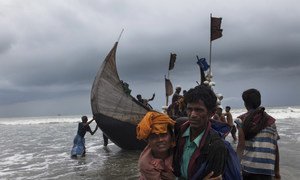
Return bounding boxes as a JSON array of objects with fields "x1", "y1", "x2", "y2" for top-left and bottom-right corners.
[
  {"x1": 103, "y1": 134, "x2": 108, "y2": 146},
  {"x1": 231, "y1": 125, "x2": 237, "y2": 140},
  {"x1": 243, "y1": 171, "x2": 273, "y2": 180}
]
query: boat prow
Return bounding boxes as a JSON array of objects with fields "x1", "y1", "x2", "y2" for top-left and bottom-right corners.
[{"x1": 91, "y1": 42, "x2": 149, "y2": 150}]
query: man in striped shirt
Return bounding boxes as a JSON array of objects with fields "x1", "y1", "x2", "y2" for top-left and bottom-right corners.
[{"x1": 235, "y1": 89, "x2": 281, "y2": 180}]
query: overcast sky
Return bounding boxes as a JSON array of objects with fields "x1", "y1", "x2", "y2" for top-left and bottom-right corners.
[{"x1": 1, "y1": 0, "x2": 299, "y2": 118}]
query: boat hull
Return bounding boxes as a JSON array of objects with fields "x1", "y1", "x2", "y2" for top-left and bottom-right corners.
[{"x1": 94, "y1": 113, "x2": 147, "y2": 150}]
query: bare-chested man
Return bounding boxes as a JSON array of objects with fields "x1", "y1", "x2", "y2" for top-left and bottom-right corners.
[{"x1": 223, "y1": 106, "x2": 237, "y2": 142}]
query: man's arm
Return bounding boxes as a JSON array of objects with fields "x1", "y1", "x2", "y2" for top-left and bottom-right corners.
[
  {"x1": 220, "y1": 115, "x2": 226, "y2": 123},
  {"x1": 224, "y1": 112, "x2": 233, "y2": 125},
  {"x1": 91, "y1": 126, "x2": 98, "y2": 135},
  {"x1": 148, "y1": 93, "x2": 155, "y2": 101},
  {"x1": 203, "y1": 138, "x2": 228, "y2": 178},
  {"x1": 274, "y1": 144, "x2": 281, "y2": 179},
  {"x1": 86, "y1": 118, "x2": 95, "y2": 125},
  {"x1": 236, "y1": 126, "x2": 245, "y2": 162}
]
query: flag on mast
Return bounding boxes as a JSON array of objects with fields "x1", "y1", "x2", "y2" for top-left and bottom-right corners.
[
  {"x1": 196, "y1": 57, "x2": 210, "y2": 71},
  {"x1": 165, "y1": 78, "x2": 173, "y2": 96},
  {"x1": 211, "y1": 17, "x2": 223, "y2": 41},
  {"x1": 168, "y1": 53, "x2": 177, "y2": 70}
]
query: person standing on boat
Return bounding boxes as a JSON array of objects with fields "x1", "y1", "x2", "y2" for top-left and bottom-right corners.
[
  {"x1": 168, "y1": 86, "x2": 184, "y2": 118},
  {"x1": 171, "y1": 86, "x2": 183, "y2": 105},
  {"x1": 136, "y1": 111, "x2": 176, "y2": 180},
  {"x1": 136, "y1": 93, "x2": 155, "y2": 109},
  {"x1": 235, "y1": 89, "x2": 281, "y2": 180},
  {"x1": 71, "y1": 116, "x2": 98, "y2": 158}
]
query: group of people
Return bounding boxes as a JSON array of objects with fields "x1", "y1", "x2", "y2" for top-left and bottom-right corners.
[
  {"x1": 212, "y1": 105, "x2": 238, "y2": 143},
  {"x1": 70, "y1": 85, "x2": 281, "y2": 179},
  {"x1": 137, "y1": 85, "x2": 281, "y2": 180}
]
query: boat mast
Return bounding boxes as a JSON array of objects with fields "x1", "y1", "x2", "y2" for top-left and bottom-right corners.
[
  {"x1": 165, "y1": 74, "x2": 169, "y2": 106},
  {"x1": 117, "y1": 29, "x2": 124, "y2": 42},
  {"x1": 166, "y1": 54, "x2": 171, "y2": 106},
  {"x1": 209, "y1": 13, "x2": 212, "y2": 78}
]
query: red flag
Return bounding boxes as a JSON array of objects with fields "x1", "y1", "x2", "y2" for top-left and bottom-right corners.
[
  {"x1": 211, "y1": 17, "x2": 223, "y2": 41},
  {"x1": 165, "y1": 78, "x2": 173, "y2": 96},
  {"x1": 168, "y1": 53, "x2": 177, "y2": 70}
]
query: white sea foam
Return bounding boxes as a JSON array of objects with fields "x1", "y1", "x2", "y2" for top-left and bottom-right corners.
[
  {"x1": 1, "y1": 106, "x2": 299, "y2": 126},
  {"x1": 0, "y1": 115, "x2": 90, "y2": 125},
  {"x1": 231, "y1": 106, "x2": 300, "y2": 120},
  {"x1": 0, "y1": 153, "x2": 33, "y2": 166}
]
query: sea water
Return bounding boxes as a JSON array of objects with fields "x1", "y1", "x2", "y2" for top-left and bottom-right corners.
[{"x1": 0, "y1": 106, "x2": 299, "y2": 180}]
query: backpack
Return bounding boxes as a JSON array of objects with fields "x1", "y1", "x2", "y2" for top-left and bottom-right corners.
[
  {"x1": 222, "y1": 140, "x2": 242, "y2": 180},
  {"x1": 191, "y1": 121, "x2": 242, "y2": 180},
  {"x1": 211, "y1": 120, "x2": 242, "y2": 179}
]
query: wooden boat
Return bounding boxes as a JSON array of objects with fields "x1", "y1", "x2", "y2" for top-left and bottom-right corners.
[{"x1": 91, "y1": 42, "x2": 149, "y2": 150}]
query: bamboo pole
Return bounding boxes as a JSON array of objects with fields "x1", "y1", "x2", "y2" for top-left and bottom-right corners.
[{"x1": 209, "y1": 13, "x2": 212, "y2": 78}]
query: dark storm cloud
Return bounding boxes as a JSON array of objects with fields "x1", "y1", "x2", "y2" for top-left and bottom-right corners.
[
  {"x1": 0, "y1": 34, "x2": 14, "y2": 54},
  {"x1": 0, "y1": 0, "x2": 299, "y2": 117}
]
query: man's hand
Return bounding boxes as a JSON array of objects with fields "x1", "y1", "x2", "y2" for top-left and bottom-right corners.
[
  {"x1": 160, "y1": 171, "x2": 175, "y2": 180},
  {"x1": 203, "y1": 171, "x2": 222, "y2": 180}
]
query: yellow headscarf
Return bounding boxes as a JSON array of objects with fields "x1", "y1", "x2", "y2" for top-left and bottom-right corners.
[{"x1": 136, "y1": 111, "x2": 176, "y2": 140}]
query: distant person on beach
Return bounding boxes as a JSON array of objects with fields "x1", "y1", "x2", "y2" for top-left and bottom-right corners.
[
  {"x1": 173, "y1": 85, "x2": 234, "y2": 179},
  {"x1": 223, "y1": 106, "x2": 237, "y2": 142},
  {"x1": 71, "y1": 116, "x2": 98, "y2": 158},
  {"x1": 136, "y1": 93, "x2": 155, "y2": 109},
  {"x1": 136, "y1": 111, "x2": 176, "y2": 180},
  {"x1": 235, "y1": 89, "x2": 281, "y2": 180}
]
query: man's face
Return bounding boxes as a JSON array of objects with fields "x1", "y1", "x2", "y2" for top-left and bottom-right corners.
[
  {"x1": 148, "y1": 132, "x2": 173, "y2": 156},
  {"x1": 186, "y1": 100, "x2": 211, "y2": 130},
  {"x1": 216, "y1": 108, "x2": 222, "y2": 115}
]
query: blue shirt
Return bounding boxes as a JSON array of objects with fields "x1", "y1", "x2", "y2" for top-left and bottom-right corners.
[{"x1": 180, "y1": 127, "x2": 205, "y2": 179}]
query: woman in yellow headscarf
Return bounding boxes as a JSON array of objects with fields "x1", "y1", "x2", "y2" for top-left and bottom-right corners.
[{"x1": 137, "y1": 111, "x2": 176, "y2": 180}]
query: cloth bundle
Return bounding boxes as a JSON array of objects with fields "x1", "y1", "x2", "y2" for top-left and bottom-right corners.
[{"x1": 136, "y1": 111, "x2": 175, "y2": 140}]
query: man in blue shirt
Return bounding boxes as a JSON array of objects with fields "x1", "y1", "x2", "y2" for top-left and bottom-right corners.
[{"x1": 173, "y1": 85, "x2": 229, "y2": 179}]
